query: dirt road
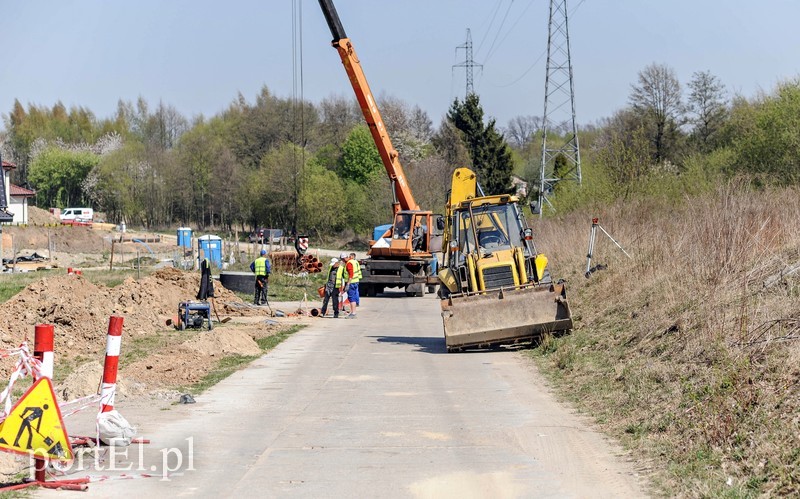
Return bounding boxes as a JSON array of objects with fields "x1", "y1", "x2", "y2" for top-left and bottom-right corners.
[{"x1": 41, "y1": 293, "x2": 646, "y2": 497}]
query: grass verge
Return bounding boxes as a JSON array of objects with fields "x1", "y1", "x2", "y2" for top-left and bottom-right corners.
[
  {"x1": 531, "y1": 184, "x2": 800, "y2": 497},
  {"x1": 234, "y1": 271, "x2": 328, "y2": 303}
]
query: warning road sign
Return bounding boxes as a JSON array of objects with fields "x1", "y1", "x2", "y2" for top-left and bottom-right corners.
[{"x1": 0, "y1": 378, "x2": 73, "y2": 461}]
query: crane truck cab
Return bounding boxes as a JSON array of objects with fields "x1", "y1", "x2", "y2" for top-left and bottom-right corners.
[{"x1": 359, "y1": 211, "x2": 444, "y2": 297}]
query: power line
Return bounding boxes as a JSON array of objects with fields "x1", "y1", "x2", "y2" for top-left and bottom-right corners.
[
  {"x1": 481, "y1": 1, "x2": 515, "y2": 66},
  {"x1": 491, "y1": 0, "x2": 586, "y2": 88},
  {"x1": 483, "y1": 0, "x2": 537, "y2": 65},
  {"x1": 475, "y1": 0, "x2": 504, "y2": 57}
]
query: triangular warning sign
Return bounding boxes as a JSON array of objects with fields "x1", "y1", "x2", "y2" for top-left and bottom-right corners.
[{"x1": 0, "y1": 378, "x2": 73, "y2": 461}]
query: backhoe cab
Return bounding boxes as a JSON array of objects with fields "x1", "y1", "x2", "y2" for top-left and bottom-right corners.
[{"x1": 439, "y1": 168, "x2": 573, "y2": 352}]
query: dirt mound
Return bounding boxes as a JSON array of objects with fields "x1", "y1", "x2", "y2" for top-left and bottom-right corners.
[
  {"x1": 0, "y1": 268, "x2": 270, "y2": 385},
  {"x1": 27, "y1": 206, "x2": 61, "y2": 225},
  {"x1": 6, "y1": 225, "x2": 109, "y2": 255},
  {"x1": 180, "y1": 330, "x2": 261, "y2": 357},
  {"x1": 58, "y1": 360, "x2": 103, "y2": 401}
]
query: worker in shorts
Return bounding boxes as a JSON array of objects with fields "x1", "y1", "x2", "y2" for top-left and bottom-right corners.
[{"x1": 341, "y1": 252, "x2": 361, "y2": 318}]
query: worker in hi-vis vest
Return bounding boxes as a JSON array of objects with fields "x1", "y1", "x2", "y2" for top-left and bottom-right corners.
[
  {"x1": 250, "y1": 249, "x2": 271, "y2": 305},
  {"x1": 340, "y1": 252, "x2": 361, "y2": 318}
]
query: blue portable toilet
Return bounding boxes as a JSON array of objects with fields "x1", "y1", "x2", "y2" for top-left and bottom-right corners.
[
  {"x1": 177, "y1": 227, "x2": 192, "y2": 248},
  {"x1": 197, "y1": 235, "x2": 223, "y2": 268},
  {"x1": 373, "y1": 224, "x2": 393, "y2": 241}
]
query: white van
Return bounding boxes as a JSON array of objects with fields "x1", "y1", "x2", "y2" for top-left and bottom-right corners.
[{"x1": 59, "y1": 207, "x2": 94, "y2": 223}]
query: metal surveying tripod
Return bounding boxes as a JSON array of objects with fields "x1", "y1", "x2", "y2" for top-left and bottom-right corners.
[{"x1": 585, "y1": 218, "x2": 632, "y2": 278}]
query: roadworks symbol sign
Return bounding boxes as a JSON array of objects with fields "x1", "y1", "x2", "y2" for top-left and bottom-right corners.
[{"x1": 0, "y1": 377, "x2": 73, "y2": 461}]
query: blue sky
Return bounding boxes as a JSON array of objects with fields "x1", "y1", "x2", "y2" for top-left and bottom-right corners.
[{"x1": 2, "y1": 0, "x2": 799, "y2": 132}]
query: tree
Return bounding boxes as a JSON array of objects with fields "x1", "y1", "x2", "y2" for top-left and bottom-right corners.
[
  {"x1": 298, "y1": 161, "x2": 347, "y2": 237},
  {"x1": 247, "y1": 143, "x2": 308, "y2": 231},
  {"x1": 312, "y1": 95, "x2": 360, "y2": 160},
  {"x1": 447, "y1": 94, "x2": 514, "y2": 194},
  {"x1": 29, "y1": 147, "x2": 99, "y2": 207},
  {"x1": 89, "y1": 142, "x2": 147, "y2": 224},
  {"x1": 505, "y1": 115, "x2": 542, "y2": 149},
  {"x1": 338, "y1": 125, "x2": 382, "y2": 184},
  {"x1": 629, "y1": 63, "x2": 684, "y2": 163},
  {"x1": 723, "y1": 80, "x2": 800, "y2": 182},
  {"x1": 687, "y1": 70, "x2": 727, "y2": 152},
  {"x1": 405, "y1": 154, "x2": 451, "y2": 211},
  {"x1": 432, "y1": 119, "x2": 470, "y2": 170},
  {"x1": 594, "y1": 110, "x2": 653, "y2": 198},
  {"x1": 226, "y1": 87, "x2": 296, "y2": 169},
  {"x1": 376, "y1": 96, "x2": 432, "y2": 162}
]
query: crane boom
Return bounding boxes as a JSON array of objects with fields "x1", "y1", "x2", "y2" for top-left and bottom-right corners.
[{"x1": 317, "y1": 0, "x2": 419, "y2": 213}]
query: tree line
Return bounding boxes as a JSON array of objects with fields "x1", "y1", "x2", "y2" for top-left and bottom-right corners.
[
  {"x1": 3, "y1": 62, "x2": 800, "y2": 237},
  {"x1": 1, "y1": 88, "x2": 515, "y2": 239}
]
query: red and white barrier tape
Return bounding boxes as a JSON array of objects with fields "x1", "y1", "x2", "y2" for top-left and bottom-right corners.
[
  {"x1": 0, "y1": 342, "x2": 43, "y2": 422},
  {"x1": 60, "y1": 393, "x2": 103, "y2": 419}
]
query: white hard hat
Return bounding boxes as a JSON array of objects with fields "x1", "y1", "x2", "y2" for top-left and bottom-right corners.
[
  {"x1": 339, "y1": 252, "x2": 348, "y2": 259},
  {"x1": 330, "y1": 258, "x2": 339, "y2": 266}
]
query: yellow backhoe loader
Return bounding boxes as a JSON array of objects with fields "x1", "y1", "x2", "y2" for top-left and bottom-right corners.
[{"x1": 438, "y1": 168, "x2": 573, "y2": 352}]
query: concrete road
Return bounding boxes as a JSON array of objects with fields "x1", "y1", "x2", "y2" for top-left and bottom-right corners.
[{"x1": 48, "y1": 293, "x2": 646, "y2": 498}]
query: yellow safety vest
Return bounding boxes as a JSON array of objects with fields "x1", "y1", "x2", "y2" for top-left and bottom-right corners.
[
  {"x1": 348, "y1": 260, "x2": 362, "y2": 283},
  {"x1": 254, "y1": 257, "x2": 268, "y2": 276},
  {"x1": 335, "y1": 265, "x2": 345, "y2": 287}
]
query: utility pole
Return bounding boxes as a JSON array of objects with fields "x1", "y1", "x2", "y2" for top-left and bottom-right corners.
[
  {"x1": 453, "y1": 28, "x2": 483, "y2": 96},
  {"x1": 0, "y1": 153, "x2": 16, "y2": 269},
  {"x1": 538, "y1": 0, "x2": 581, "y2": 217}
]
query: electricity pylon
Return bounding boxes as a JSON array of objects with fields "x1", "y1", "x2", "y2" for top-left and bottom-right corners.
[
  {"x1": 538, "y1": 0, "x2": 581, "y2": 216},
  {"x1": 453, "y1": 28, "x2": 483, "y2": 96}
]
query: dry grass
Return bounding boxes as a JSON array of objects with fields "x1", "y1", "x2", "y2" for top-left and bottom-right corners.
[{"x1": 530, "y1": 180, "x2": 800, "y2": 497}]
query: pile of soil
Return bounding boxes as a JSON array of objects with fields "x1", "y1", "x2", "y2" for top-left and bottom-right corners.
[
  {"x1": 0, "y1": 267, "x2": 286, "y2": 393},
  {"x1": 27, "y1": 206, "x2": 61, "y2": 225}
]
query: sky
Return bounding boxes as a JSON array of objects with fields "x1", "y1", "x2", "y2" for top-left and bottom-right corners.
[{"x1": 2, "y1": 0, "x2": 800, "y2": 133}]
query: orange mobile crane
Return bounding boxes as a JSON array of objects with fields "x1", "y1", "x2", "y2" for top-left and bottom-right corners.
[{"x1": 318, "y1": 0, "x2": 442, "y2": 296}]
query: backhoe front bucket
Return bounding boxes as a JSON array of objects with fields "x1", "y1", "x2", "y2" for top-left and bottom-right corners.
[{"x1": 441, "y1": 284, "x2": 572, "y2": 351}]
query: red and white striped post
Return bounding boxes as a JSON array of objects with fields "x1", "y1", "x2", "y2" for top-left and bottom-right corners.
[
  {"x1": 33, "y1": 324, "x2": 55, "y2": 482},
  {"x1": 100, "y1": 316, "x2": 124, "y2": 413}
]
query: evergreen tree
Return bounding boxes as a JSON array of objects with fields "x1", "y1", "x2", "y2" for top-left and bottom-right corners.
[{"x1": 447, "y1": 94, "x2": 514, "y2": 194}]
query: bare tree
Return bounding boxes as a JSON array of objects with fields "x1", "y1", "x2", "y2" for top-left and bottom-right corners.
[
  {"x1": 629, "y1": 63, "x2": 684, "y2": 163},
  {"x1": 314, "y1": 94, "x2": 360, "y2": 152},
  {"x1": 505, "y1": 115, "x2": 542, "y2": 149},
  {"x1": 687, "y1": 70, "x2": 727, "y2": 152},
  {"x1": 405, "y1": 154, "x2": 452, "y2": 210},
  {"x1": 408, "y1": 105, "x2": 433, "y2": 144},
  {"x1": 432, "y1": 118, "x2": 470, "y2": 171}
]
